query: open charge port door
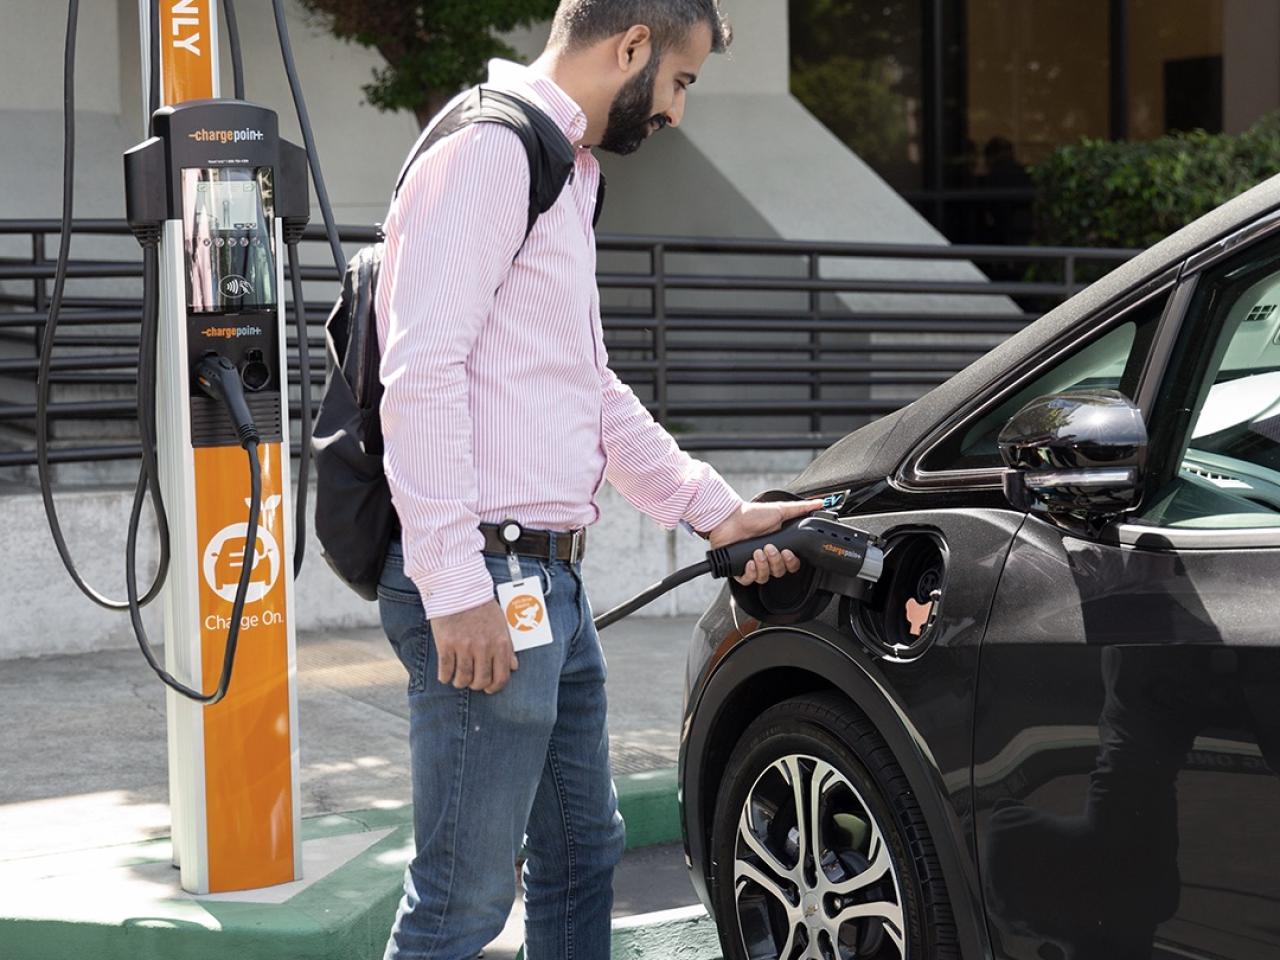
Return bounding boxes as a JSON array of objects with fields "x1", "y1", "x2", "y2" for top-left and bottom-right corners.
[{"x1": 846, "y1": 530, "x2": 948, "y2": 661}]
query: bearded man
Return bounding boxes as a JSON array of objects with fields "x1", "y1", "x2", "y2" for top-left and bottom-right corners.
[{"x1": 375, "y1": 3, "x2": 818, "y2": 956}]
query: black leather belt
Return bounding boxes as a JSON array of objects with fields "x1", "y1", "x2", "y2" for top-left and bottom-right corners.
[{"x1": 480, "y1": 522, "x2": 587, "y2": 563}]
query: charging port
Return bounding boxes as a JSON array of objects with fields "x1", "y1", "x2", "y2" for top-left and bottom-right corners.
[
  {"x1": 848, "y1": 530, "x2": 947, "y2": 661},
  {"x1": 240, "y1": 349, "x2": 271, "y2": 392}
]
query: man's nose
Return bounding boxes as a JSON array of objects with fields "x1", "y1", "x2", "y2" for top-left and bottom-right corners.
[{"x1": 666, "y1": 94, "x2": 686, "y2": 129}]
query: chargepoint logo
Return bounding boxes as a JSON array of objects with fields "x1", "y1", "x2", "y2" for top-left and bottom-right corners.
[
  {"x1": 202, "y1": 324, "x2": 263, "y2": 340},
  {"x1": 187, "y1": 128, "x2": 266, "y2": 145},
  {"x1": 219, "y1": 274, "x2": 254, "y2": 299}
]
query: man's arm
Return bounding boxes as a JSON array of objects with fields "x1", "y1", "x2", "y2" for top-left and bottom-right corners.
[
  {"x1": 600, "y1": 365, "x2": 825, "y2": 584},
  {"x1": 380, "y1": 124, "x2": 528, "y2": 621},
  {"x1": 599, "y1": 364, "x2": 743, "y2": 532}
]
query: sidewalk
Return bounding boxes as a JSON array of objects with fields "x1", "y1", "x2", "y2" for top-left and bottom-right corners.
[{"x1": 0, "y1": 614, "x2": 717, "y2": 958}]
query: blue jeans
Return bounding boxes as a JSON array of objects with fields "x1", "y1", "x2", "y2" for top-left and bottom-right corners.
[{"x1": 378, "y1": 538, "x2": 626, "y2": 960}]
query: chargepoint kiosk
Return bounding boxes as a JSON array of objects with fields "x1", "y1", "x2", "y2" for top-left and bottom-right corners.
[{"x1": 137, "y1": 0, "x2": 303, "y2": 894}]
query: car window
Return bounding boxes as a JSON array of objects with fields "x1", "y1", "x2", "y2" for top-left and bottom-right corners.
[
  {"x1": 921, "y1": 294, "x2": 1165, "y2": 472},
  {"x1": 1140, "y1": 241, "x2": 1280, "y2": 529}
]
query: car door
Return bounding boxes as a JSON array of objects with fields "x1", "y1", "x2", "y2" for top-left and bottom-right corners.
[{"x1": 974, "y1": 223, "x2": 1280, "y2": 960}]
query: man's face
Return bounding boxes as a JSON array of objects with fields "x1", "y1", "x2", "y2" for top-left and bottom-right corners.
[{"x1": 598, "y1": 22, "x2": 713, "y2": 156}]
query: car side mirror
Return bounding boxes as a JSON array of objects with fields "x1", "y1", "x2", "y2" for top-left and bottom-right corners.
[{"x1": 998, "y1": 389, "x2": 1147, "y2": 520}]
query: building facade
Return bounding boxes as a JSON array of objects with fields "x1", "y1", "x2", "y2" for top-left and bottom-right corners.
[{"x1": 791, "y1": 0, "x2": 1280, "y2": 244}]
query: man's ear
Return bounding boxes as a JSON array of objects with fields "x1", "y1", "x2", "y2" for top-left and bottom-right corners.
[{"x1": 615, "y1": 24, "x2": 653, "y2": 73}]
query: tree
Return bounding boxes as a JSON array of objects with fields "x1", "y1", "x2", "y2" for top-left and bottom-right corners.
[
  {"x1": 788, "y1": 0, "x2": 921, "y2": 190},
  {"x1": 298, "y1": 0, "x2": 560, "y2": 128}
]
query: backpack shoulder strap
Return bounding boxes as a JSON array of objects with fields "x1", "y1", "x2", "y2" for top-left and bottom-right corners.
[{"x1": 392, "y1": 86, "x2": 576, "y2": 241}]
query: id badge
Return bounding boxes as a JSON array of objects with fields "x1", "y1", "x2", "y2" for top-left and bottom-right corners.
[{"x1": 496, "y1": 576, "x2": 554, "y2": 652}]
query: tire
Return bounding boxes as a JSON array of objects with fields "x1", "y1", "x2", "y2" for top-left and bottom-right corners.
[{"x1": 708, "y1": 692, "x2": 959, "y2": 960}]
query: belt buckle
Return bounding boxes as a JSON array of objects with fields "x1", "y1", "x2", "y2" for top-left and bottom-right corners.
[{"x1": 567, "y1": 529, "x2": 583, "y2": 564}]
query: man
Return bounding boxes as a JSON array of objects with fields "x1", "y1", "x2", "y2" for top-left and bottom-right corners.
[{"x1": 375, "y1": 2, "x2": 820, "y2": 956}]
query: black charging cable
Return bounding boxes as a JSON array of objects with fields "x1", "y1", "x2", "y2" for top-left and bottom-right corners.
[
  {"x1": 271, "y1": 0, "x2": 346, "y2": 577},
  {"x1": 37, "y1": 0, "x2": 172, "y2": 613},
  {"x1": 593, "y1": 562, "x2": 711, "y2": 631},
  {"x1": 124, "y1": 246, "x2": 262, "y2": 704},
  {"x1": 284, "y1": 238, "x2": 313, "y2": 576},
  {"x1": 221, "y1": 0, "x2": 245, "y2": 100},
  {"x1": 271, "y1": 0, "x2": 345, "y2": 280},
  {"x1": 147, "y1": 0, "x2": 160, "y2": 120}
]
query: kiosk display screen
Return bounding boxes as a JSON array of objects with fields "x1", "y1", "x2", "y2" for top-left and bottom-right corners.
[{"x1": 182, "y1": 167, "x2": 276, "y2": 314}]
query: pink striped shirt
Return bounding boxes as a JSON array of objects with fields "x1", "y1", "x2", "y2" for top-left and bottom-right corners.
[{"x1": 377, "y1": 60, "x2": 742, "y2": 619}]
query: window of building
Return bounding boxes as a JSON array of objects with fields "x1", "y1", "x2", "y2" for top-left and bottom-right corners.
[
  {"x1": 1129, "y1": 0, "x2": 1225, "y2": 139},
  {"x1": 788, "y1": 0, "x2": 925, "y2": 195},
  {"x1": 789, "y1": 0, "x2": 1280, "y2": 246}
]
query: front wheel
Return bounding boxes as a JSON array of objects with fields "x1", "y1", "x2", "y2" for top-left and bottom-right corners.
[{"x1": 709, "y1": 693, "x2": 959, "y2": 960}]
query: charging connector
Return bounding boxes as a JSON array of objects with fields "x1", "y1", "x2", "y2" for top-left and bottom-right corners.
[
  {"x1": 593, "y1": 512, "x2": 885, "y2": 631},
  {"x1": 196, "y1": 354, "x2": 262, "y2": 448}
]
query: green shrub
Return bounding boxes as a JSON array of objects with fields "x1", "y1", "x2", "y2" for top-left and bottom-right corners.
[{"x1": 1032, "y1": 113, "x2": 1280, "y2": 250}]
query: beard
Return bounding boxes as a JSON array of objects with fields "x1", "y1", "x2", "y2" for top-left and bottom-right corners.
[{"x1": 598, "y1": 54, "x2": 668, "y2": 155}]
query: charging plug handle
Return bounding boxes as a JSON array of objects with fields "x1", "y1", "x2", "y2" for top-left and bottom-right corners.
[
  {"x1": 707, "y1": 511, "x2": 883, "y2": 585},
  {"x1": 196, "y1": 354, "x2": 260, "y2": 448}
]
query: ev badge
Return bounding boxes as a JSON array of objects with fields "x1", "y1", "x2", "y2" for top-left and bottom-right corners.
[
  {"x1": 202, "y1": 495, "x2": 282, "y2": 604},
  {"x1": 219, "y1": 274, "x2": 253, "y2": 299}
]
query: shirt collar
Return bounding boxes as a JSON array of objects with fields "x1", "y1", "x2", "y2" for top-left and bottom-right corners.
[{"x1": 485, "y1": 58, "x2": 589, "y2": 146}]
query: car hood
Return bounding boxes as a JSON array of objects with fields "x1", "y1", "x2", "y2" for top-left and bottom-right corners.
[{"x1": 788, "y1": 172, "x2": 1280, "y2": 496}]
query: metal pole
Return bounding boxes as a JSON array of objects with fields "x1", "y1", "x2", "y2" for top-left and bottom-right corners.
[
  {"x1": 925, "y1": 0, "x2": 946, "y2": 229},
  {"x1": 653, "y1": 243, "x2": 668, "y2": 427},
  {"x1": 808, "y1": 252, "x2": 822, "y2": 434},
  {"x1": 32, "y1": 230, "x2": 48, "y2": 329},
  {"x1": 1110, "y1": 0, "x2": 1129, "y2": 141}
]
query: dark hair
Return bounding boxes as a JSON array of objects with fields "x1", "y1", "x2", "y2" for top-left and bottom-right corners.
[{"x1": 549, "y1": 0, "x2": 732, "y2": 55}]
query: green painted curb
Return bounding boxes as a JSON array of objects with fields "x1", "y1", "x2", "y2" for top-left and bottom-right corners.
[
  {"x1": 0, "y1": 769, "x2": 680, "y2": 960},
  {"x1": 0, "y1": 821, "x2": 414, "y2": 960},
  {"x1": 617, "y1": 767, "x2": 682, "y2": 850}
]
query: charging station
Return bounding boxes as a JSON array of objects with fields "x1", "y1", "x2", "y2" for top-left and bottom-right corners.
[
  {"x1": 138, "y1": 3, "x2": 305, "y2": 894},
  {"x1": 104, "y1": 1, "x2": 309, "y2": 895},
  {"x1": 129, "y1": 105, "x2": 307, "y2": 895}
]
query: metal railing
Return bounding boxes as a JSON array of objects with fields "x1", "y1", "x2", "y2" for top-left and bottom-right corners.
[{"x1": 0, "y1": 219, "x2": 1138, "y2": 471}]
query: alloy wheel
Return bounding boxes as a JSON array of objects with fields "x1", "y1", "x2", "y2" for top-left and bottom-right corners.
[{"x1": 733, "y1": 753, "x2": 906, "y2": 960}]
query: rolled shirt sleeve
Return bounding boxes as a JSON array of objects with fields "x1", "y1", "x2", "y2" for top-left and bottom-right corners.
[{"x1": 379, "y1": 124, "x2": 529, "y2": 618}]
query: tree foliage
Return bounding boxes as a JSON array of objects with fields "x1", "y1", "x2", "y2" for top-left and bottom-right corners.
[
  {"x1": 298, "y1": 0, "x2": 560, "y2": 127},
  {"x1": 1033, "y1": 114, "x2": 1280, "y2": 249},
  {"x1": 788, "y1": 0, "x2": 921, "y2": 189}
]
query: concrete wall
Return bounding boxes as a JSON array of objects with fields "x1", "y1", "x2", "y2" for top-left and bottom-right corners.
[
  {"x1": 0, "y1": 0, "x2": 416, "y2": 226},
  {"x1": 0, "y1": 465, "x2": 795, "y2": 660}
]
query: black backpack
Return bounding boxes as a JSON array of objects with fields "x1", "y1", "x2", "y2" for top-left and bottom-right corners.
[{"x1": 313, "y1": 87, "x2": 601, "y2": 600}]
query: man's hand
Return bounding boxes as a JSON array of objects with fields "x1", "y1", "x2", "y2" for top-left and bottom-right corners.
[
  {"x1": 432, "y1": 600, "x2": 519, "y2": 694},
  {"x1": 708, "y1": 499, "x2": 826, "y2": 586}
]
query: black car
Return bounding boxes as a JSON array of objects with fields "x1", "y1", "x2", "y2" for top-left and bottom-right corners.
[{"x1": 680, "y1": 175, "x2": 1280, "y2": 960}]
